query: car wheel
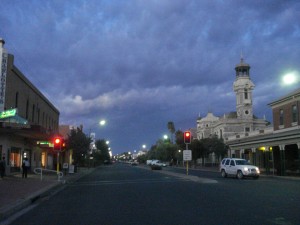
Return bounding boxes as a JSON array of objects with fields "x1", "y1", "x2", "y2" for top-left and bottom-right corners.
[
  {"x1": 237, "y1": 170, "x2": 244, "y2": 179},
  {"x1": 221, "y1": 170, "x2": 227, "y2": 178}
]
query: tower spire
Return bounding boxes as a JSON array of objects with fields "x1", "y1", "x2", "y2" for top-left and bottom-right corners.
[{"x1": 240, "y1": 50, "x2": 244, "y2": 63}]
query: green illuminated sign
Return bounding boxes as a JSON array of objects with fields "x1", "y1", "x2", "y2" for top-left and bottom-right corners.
[
  {"x1": 37, "y1": 141, "x2": 51, "y2": 145},
  {"x1": 0, "y1": 109, "x2": 17, "y2": 119}
]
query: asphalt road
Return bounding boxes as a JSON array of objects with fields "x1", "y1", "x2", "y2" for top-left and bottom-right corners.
[{"x1": 6, "y1": 163, "x2": 300, "y2": 225}]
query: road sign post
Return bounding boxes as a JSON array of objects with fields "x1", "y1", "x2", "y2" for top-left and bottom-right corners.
[{"x1": 183, "y1": 149, "x2": 192, "y2": 175}]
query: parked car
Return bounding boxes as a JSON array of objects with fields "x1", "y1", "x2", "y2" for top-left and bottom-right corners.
[
  {"x1": 146, "y1": 160, "x2": 153, "y2": 165},
  {"x1": 131, "y1": 160, "x2": 139, "y2": 166},
  {"x1": 220, "y1": 158, "x2": 260, "y2": 179},
  {"x1": 151, "y1": 160, "x2": 167, "y2": 167}
]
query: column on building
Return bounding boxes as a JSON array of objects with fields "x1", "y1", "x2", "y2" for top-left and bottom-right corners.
[{"x1": 279, "y1": 144, "x2": 286, "y2": 176}]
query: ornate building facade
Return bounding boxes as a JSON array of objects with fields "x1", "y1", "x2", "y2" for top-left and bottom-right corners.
[{"x1": 197, "y1": 58, "x2": 268, "y2": 142}]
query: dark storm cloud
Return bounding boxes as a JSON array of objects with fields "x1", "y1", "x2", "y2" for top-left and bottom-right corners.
[{"x1": 0, "y1": 0, "x2": 299, "y2": 153}]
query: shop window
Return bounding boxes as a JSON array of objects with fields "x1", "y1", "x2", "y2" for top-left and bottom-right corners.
[
  {"x1": 10, "y1": 147, "x2": 21, "y2": 172},
  {"x1": 41, "y1": 152, "x2": 46, "y2": 168}
]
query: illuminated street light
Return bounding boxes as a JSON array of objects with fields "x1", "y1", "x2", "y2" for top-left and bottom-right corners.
[
  {"x1": 163, "y1": 134, "x2": 168, "y2": 140},
  {"x1": 100, "y1": 120, "x2": 106, "y2": 126},
  {"x1": 282, "y1": 71, "x2": 299, "y2": 85}
]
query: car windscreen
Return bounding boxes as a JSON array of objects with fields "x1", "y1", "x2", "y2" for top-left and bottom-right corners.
[{"x1": 235, "y1": 160, "x2": 251, "y2": 165}]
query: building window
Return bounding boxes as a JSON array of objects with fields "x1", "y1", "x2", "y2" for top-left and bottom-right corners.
[
  {"x1": 245, "y1": 127, "x2": 250, "y2": 132},
  {"x1": 32, "y1": 104, "x2": 35, "y2": 123},
  {"x1": 37, "y1": 108, "x2": 40, "y2": 124},
  {"x1": 244, "y1": 89, "x2": 248, "y2": 99},
  {"x1": 26, "y1": 100, "x2": 29, "y2": 119},
  {"x1": 15, "y1": 92, "x2": 19, "y2": 108},
  {"x1": 292, "y1": 105, "x2": 298, "y2": 123},
  {"x1": 279, "y1": 109, "x2": 284, "y2": 126}
]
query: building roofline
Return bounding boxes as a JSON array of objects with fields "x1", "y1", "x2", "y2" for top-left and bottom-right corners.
[
  {"x1": 9, "y1": 54, "x2": 60, "y2": 114},
  {"x1": 268, "y1": 88, "x2": 300, "y2": 107}
]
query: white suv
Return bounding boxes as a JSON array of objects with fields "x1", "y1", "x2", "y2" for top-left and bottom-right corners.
[{"x1": 220, "y1": 158, "x2": 260, "y2": 179}]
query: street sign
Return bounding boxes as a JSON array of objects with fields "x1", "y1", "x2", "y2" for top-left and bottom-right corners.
[{"x1": 183, "y1": 150, "x2": 192, "y2": 161}]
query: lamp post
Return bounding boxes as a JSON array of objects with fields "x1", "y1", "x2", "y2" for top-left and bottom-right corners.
[{"x1": 88, "y1": 119, "x2": 106, "y2": 168}]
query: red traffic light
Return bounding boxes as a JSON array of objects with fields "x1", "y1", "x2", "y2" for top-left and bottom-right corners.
[
  {"x1": 184, "y1": 131, "x2": 191, "y2": 144},
  {"x1": 53, "y1": 137, "x2": 62, "y2": 151}
]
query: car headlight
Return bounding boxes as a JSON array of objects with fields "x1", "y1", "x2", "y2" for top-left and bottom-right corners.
[
  {"x1": 243, "y1": 167, "x2": 248, "y2": 172},
  {"x1": 256, "y1": 168, "x2": 260, "y2": 174}
]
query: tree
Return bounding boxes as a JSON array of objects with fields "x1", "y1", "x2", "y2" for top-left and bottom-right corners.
[
  {"x1": 199, "y1": 136, "x2": 227, "y2": 165},
  {"x1": 68, "y1": 127, "x2": 90, "y2": 166},
  {"x1": 147, "y1": 140, "x2": 177, "y2": 162},
  {"x1": 167, "y1": 121, "x2": 175, "y2": 143},
  {"x1": 190, "y1": 139, "x2": 203, "y2": 160},
  {"x1": 175, "y1": 130, "x2": 184, "y2": 149},
  {"x1": 209, "y1": 136, "x2": 227, "y2": 159},
  {"x1": 95, "y1": 139, "x2": 110, "y2": 163}
]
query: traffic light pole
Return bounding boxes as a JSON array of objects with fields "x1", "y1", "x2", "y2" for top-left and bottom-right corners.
[
  {"x1": 57, "y1": 152, "x2": 60, "y2": 174},
  {"x1": 183, "y1": 131, "x2": 191, "y2": 176},
  {"x1": 186, "y1": 143, "x2": 189, "y2": 175}
]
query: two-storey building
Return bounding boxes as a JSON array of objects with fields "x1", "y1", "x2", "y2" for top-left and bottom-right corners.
[
  {"x1": 227, "y1": 88, "x2": 300, "y2": 176},
  {"x1": 0, "y1": 38, "x2": 60, "y2": 174}
]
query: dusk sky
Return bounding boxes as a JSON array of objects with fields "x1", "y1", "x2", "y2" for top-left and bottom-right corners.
[{"x1": 1, "y1": 0, "x2": 299, "y2": 154}]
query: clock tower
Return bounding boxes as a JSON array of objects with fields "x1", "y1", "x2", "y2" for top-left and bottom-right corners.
[{"x1": 233, "y1": 57, "x2": 254, "y2": 120}]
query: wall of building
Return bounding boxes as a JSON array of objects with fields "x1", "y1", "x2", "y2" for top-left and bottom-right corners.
[
  {"x1": 0, "y1": 39, "x2": 60, "y2": 175},
  {"x1": 272, "y1": 99, "x2": 300, "y2": 131}
]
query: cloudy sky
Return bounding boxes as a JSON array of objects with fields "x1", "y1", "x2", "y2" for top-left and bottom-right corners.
[{"x1": 1, "y1": 0, "x2": 299, "y2": 154}]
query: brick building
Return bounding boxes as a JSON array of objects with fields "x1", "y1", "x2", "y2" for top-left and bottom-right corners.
[{"x1": 227, "y1": 88, "x2": 300, "y2": 176}]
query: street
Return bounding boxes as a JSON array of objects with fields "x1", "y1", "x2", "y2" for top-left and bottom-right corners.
[{"x1": 7, "y1": 163, "x2": 300, "y2": 225}]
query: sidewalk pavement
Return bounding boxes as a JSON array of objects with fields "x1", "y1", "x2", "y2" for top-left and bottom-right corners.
[{"x1": 0, "y1": 167, "x2": 94, "y2": 222}]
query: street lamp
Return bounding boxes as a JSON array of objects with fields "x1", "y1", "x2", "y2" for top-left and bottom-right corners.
[
  {"x1": 282, "y1": 71, "x2": 299, "y2": 85},
  {"x1": 88, "y1": 119, "x2": 107, "y2": 168},
  {"x1": 100, "y1": 120, "x2": 106, "y2": 126}
]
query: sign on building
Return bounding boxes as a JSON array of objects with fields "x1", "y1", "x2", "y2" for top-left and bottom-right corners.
[{"x1": 0, "y1": 42, "x2": 8, "y2": 112}]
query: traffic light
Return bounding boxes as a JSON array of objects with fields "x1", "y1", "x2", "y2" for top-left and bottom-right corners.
[
  {"x1": 184, "y1": 131, "x2": 191, "y2": 144},
  {"x1": 62, "y1": 140, "x2": 66, "y2": 150},
  {"x1": 53, "y1": 137, "x2": 62, "y2": 151}
]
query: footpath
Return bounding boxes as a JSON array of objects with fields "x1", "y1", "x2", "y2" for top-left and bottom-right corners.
[{"x1": 0, "y1": 167, "x2": 94, "y2": 222}]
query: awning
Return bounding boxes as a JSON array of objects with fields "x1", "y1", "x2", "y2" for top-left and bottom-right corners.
[{"x1": 0, "y1": 114, "x2": 28, "y2": 125}]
